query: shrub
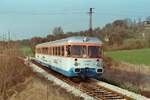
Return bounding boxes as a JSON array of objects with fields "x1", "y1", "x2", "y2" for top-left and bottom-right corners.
[
  {"x1": 0, "y1": 43, "x2": 32, "y2": 100},
  {"x1": 108, "y1": 39, "x2": 146, "y2": 50}
]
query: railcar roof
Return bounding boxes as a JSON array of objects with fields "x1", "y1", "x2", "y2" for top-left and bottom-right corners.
[{"x1": 36, "y1": 36, "x2": 103, "y2": 47}]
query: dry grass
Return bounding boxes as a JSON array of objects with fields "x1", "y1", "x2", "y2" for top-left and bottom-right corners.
[
  {"x1": 110, "y1": 62, "x2": 150, "y2": 78},
  {"x1": 0, "y1": 57, "x2": 32, "y2": 100},
  {"x1": 9, "y1": 76, "x2": 83, "y2": 100},
  {"x1": 0, "y1": 43, "x2": 32, "y2": 100},
  {"x1": 0, "y1": 42, "x2": 21, "y2": 56}
]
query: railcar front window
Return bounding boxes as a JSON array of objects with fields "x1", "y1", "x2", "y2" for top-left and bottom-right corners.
[
  {"x1": 70, "y1": 46, "x2": 87, "y2": 57},
  {"x1": 88, "y1": 46, "x2": 101, "y2": 58}
]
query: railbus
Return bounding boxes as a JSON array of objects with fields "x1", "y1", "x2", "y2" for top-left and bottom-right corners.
[{"x1": 35, "y1": 36, "x2": 103, "y2": 79}]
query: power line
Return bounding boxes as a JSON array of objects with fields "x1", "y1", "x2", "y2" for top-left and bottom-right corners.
[{"x1": 0, "y1": 9, "x2": 149, "y2": 16}]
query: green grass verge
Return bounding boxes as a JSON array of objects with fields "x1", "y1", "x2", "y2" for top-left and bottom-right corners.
[
  {"x1": 20, "y1": 45, "x2": 34, "y2": 57},
  {"x1": 105, "y1": 48, "x2": 150, "y2": 66}
]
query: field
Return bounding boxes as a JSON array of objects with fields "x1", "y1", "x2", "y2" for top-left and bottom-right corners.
[{"x1": 105, "y1": 48, "x2": 150, "y2": 66}]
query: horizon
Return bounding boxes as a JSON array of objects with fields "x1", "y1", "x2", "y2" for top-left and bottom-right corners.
[{"x1": 0, "y1": 0, "x2": 150, "y2": 40}]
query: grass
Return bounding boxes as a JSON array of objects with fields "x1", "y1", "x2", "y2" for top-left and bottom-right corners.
[
  {"x1": 9, "y1": 77, "x2": 83, "y2": 100},
  {"x1": 0, "y1": 44, "x2": 32, "y2": 100},
  {"x1": 20, "y1": 45, "x2": 34, "y2": 57},
  {"x1": 102, "y1": 47, "x2": 150, "y2": 96},
  {"x1": 105, "y1": 48, "x2": 150, "y2": 66}
]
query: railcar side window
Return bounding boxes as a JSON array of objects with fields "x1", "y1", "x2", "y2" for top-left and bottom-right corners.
[
  {"x1": 39, "y1": 48, "x2": 40, "y2": 53},
  {"x1": 48, "y1": 48, "x2": 51, "y2": 55},
  {"x1": 46, "y1": 48, "x2": 48, "y2": 54},
  {"x1": 50, "y1": 47, "x2": 52, "y2": 55},
  {"x1": 53, "y1": 47, "x2": 55, "y2": 55},
  {"x1": 36, "y1": 48, "x2": 38, "y2": 53},
  {"x1": 39, "y1": 48, "x2": 41, "y2": 54},
  {"x1": 44, "y1": 48, "x2": 48, "y2": 54},
  {"x1": 55, "y1": 47, "x2": 58, "y2": 56},
  {"x1": 49, "y1": 47, "x2": 51, "y2": 55},
  {"x1": 42, "y1": 48, "x2": 44, "y2": 54},
  {"x1": 58, "y1": 47, "x2": 60, "y2": 56},
  {"x1": 62, "y1": 46, "x2": 64, "y2": 56},
  {"x1": 55, "y1": 47, "x2": 56, "y2": 55},
  {"x1": 51, "y1": 47, "x2": 53, "y2": 55},
  {"x1": 55, "y1": 47, "x2": 57, "y2": 55},
  {"x1": 39, "y1": 48, "x2": 41, "y2": 53},
  {"x1": 57, "y1": 47, "x2": 59, "y2": 56},
  {"x1": 52, "y1": 47, "x2": 53, "y2": 55}
]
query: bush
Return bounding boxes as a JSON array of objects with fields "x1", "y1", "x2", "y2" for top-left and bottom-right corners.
[
  {"x1": 119, "y1": 40, "x2": 145, "y2": 50},
  {"x1": 107, "y1": 39, "x2": 146, "y2": 51},
  {"x1": 103, "y1": 56, "x2": 119, "y2": 68},
  {"x1": 0, "y1": 56, "x2": 32, "y2": 100},
  {"x1": 0, "y1": 43, "x2": 32, "y2": 100}
]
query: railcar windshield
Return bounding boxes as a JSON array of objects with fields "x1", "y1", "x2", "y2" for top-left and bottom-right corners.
[
  {"x1": 88, "y1": 46, "x2": 101, "y2": 58},
  {"x1": 71, "y1": 45, "x2": 87, "y2": 57},
  {"x1": 67, "y1": 45, "x2": 102, "y2": 58}
]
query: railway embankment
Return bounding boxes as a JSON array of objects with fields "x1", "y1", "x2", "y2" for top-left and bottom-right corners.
[{"x1": 102, "y1": 57, "x2": 150, "y2": 98}]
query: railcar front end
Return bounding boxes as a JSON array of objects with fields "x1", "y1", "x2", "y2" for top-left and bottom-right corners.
[{"x1": 62, "y1": 44, "x2": 103, "y2": 78}]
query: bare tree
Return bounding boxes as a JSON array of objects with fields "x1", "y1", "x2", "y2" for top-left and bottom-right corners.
[{"x1": 52, "y1": 27, "x2": 64, "y2": 35}]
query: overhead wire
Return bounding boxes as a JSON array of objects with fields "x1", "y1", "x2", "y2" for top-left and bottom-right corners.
[{"x1": 0, "y1": 9, "x2": 149, "y2": 17}]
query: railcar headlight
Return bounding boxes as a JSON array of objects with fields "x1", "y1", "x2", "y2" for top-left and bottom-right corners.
[
  {"x1": 97, "y1": 62, "x2": 101, "y2": 67},
  {"x1": 97, "y1": 68, "x2": 103, "y2": 73},
  {"x1": 74, "y1": 62, "x2": 79, "y2": 66}
]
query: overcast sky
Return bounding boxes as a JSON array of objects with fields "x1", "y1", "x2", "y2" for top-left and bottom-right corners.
[{"x1": 0, "y1": 0, "x2": 150, "y2": 40}]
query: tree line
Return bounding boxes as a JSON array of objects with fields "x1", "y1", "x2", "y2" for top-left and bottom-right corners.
[{"x1": 19, "y1": 17, "x2": 150, "y2": 52}]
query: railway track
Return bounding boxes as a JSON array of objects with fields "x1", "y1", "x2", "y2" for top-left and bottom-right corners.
[
  {"x1": 78, "y1": 82, "x2": 131, "y2": 100},
  {"x1": 28, "y1": 59, "x2": 133, "y2": 100}
]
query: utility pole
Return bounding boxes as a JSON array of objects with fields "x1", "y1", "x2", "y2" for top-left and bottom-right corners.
[
  {"x1": 3, "y1": 33, "x2": 5, "y2": 42},
  {"x1": 2, "y1": 33, "x2": 5, "y2": 52},
  {"x1": 88, "y1": 8, "x2": 94, "y2": 35},
  {"x1": 8, "y1": 30, "x2": 10, "y2": 41},
  {"x1": 8, "y1": 30, "x2": 10, "y2": 51}
]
